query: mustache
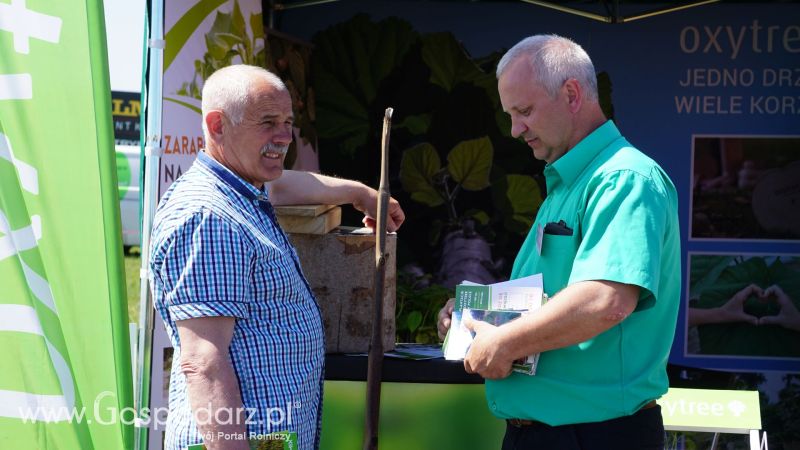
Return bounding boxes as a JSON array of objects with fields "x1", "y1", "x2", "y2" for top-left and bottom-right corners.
[{"x1": 259, "y1": 142, "x2": 290, "y2": 156}]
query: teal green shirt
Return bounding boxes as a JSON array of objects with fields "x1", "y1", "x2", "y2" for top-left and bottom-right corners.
[{"x1": 486, "y1": 121, "x2": 681, "y2": 425}]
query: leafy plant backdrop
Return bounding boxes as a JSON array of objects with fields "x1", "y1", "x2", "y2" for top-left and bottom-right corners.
[
  {"x1": 309, "y1": 15, "x2": 531, "y2": 343},
  {"x1": 689, "y1": 255, "x2": 800, "y2": 357},
  {"x1": 309, "y1": 14, "x2": 616, "y2": 342}
]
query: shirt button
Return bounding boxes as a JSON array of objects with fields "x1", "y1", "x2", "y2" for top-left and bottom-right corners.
[{"x1": 491, "y1": 402, "x2": 497, "y2": 410}]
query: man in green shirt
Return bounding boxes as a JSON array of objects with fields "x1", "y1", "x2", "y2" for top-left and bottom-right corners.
[{"x1": 437, "y1": 34, "x2": 680, "y2": 450}]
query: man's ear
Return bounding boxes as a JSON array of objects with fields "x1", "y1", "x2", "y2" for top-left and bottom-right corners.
[
  {"x1": 205, "y1": 110, "x2": 225, "y2": 137},
  {"x1": 563, "y1": 78, "x2": 582, "y2": 113}
]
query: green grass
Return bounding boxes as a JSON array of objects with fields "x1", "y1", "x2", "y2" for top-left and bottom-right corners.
[
  {"x1": 320, "y1": 381, "x2": 505, "y2": 450},
  {"x1": 124, "y1": 249, "x2": 141, "y2": 324}
]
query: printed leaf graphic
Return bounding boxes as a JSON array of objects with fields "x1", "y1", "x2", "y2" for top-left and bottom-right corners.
[{"x1": 693, "y1": 256, "x2": 800, "y2": 357}]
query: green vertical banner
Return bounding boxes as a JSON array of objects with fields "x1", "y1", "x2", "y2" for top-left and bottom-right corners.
[{"x1": 0, "y1": 1, "x2": 133, "y2": 449}]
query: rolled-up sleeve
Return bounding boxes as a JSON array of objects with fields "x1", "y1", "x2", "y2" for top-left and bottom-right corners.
[{"x1": 157, "y1": 211, "x2": 254, "y2": 321}]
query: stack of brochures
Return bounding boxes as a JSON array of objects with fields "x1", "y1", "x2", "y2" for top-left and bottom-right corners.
[{"x1": 443, "y1": 274, "x2": 546, "y2": 375}]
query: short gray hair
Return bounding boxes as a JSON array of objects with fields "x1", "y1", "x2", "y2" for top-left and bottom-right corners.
[
  {"x1": 201, "y1": 64, "x2": 287, "y2": 135},
  {"x1": 496, "y1": 34, "x2": 598, "y2": 101}
]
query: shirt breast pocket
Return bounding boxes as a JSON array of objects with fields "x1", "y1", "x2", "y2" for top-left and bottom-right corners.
[{"x1": 538, "y1": 233, "x2": 579, "y2": 295}]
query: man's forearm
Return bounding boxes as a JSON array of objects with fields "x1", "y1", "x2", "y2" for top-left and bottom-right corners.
[
  {"x1": 270, "y1": 169, "x2": 406, "y2": 232},
  {"x1": 498, "y1": 280, "x2": 639, "y2": 361},
  {"x1": 269, "y1": 170, "x2": 367, "y2": 206},
  {"x1": 183, "y1": 358, "x2": 249, "y2": 450}
]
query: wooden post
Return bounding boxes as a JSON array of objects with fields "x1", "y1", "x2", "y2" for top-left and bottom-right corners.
[{"x1": 363, "y1": 107, "x2": 393, "y2": 450}]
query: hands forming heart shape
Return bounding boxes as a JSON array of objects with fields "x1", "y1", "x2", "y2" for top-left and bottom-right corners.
[{"x1": 715, "y1": 284, "x2": 800, "y2": 332}]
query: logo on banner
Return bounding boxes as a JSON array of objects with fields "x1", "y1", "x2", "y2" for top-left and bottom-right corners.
[{"x1": 0, "y1": 3, "x2": 76, "y2": 423}]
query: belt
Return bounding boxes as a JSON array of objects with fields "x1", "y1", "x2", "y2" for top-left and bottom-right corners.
[{"x1": 505, "y1": 400, "x2": 658, "y2": 428}]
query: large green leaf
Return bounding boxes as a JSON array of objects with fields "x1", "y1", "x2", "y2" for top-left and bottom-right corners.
[
  {"x1": 492, "y1": 174, "x2": 542, "y2": 234},
  {"x1": 406, "y1": 311, "x2": 423, "y2": 333},
  {"x1": 250, "y1": 12, "x2": 263, "y2": 43},
  {"x1": 205, "y1": 9, "x2": 237, "y2": 61},
  {"x1": 163, "y1": 0, "x2": 229, "y2": 72},
  {"x1": 230, "y1": 0, "x2": 250, "y2": 57},
  {"x1": 396, "y1": 113, "x2": 432, "y2": 136},
  {"x1": 205, "y1": 33, "x2": 230, "y2": 61},
  {"x1": 213, "y1": 32, "x2": 246, "y2": 49},
  {"x1": 769, "y1": 258, "x2": 800, "y2": 293},
  {"x1": 421, "y1": 32, "x2": 493, "y2": 94},
  {"x1": 447, "y1": 136, "x2": 492, "y2": 191},
  {"x1": 465, "y1": 209, "x2": 490, "y2": 226},
  {"x1": 719, "y1": 256, "x2": 770, "y2": 284},
  {"x1": 688, "y1": 255, "x2": 735, "y2": 300},
  {"x1": 421, "y1": 32, "x2": 507, "y2": 137},
  {"x1": 312, "y1": 70, "x2": 368, "y2": 141},
  {"x1": 694, "y1": 256, "x2": 800, "y2": 357},
  {"x1": 312, "y1": 14, "x2": 418, "y2": 156},
  {"x1": 400, "y1": 143, "x2": 443, "y2": 207}
]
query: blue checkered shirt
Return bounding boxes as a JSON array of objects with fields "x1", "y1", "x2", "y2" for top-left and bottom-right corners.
[{"x1": 149, "y1": 151, "x2": 325, "y2": 450}]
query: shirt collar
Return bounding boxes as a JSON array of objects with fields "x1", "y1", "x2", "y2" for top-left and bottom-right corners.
[
  {"x1": 196, "y1": 150, "x2": 268, "y2": 201},
  {"x1": 546, "y1": 120, "x2": 621, "y2": 188}
]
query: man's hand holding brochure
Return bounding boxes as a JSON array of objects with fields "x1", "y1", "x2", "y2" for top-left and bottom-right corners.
[{"x1": 443, "y1": 274, "x2": 546, "y2": 375}]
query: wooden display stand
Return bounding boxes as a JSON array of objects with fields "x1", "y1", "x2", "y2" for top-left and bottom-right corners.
[
  {"x1": 274, "y1": 204, "x2": 341, "y2": 235},
  {"x1": 288, "y1": 228, "x2": 397, "y2": 354},
  {"x1": 275, "y1": 205, "x2": 396, "y2": 354}
]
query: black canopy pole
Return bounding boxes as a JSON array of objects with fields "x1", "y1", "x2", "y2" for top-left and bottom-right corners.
[{"x1": 363, "y1": 107, "x2": 393, "y2": 450}]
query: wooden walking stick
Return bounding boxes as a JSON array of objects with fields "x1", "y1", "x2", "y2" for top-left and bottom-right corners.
[{"x1": 363, "y1": 107, "x2": 393, "y2": 450}]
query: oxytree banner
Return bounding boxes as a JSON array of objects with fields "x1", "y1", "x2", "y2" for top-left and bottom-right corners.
[{"x1": 0, "y1": 1, "x2": 132, "y2": 449}]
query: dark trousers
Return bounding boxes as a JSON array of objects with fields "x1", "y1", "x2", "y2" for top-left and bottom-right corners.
[{"x1": 501, "y1": 405, "x2": 664, "y2": 450}]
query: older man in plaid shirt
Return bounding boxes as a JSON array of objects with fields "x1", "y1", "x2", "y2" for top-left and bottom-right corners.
[{"x1": 149, "y1": 64, "x2": 404, "y2": 450}]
